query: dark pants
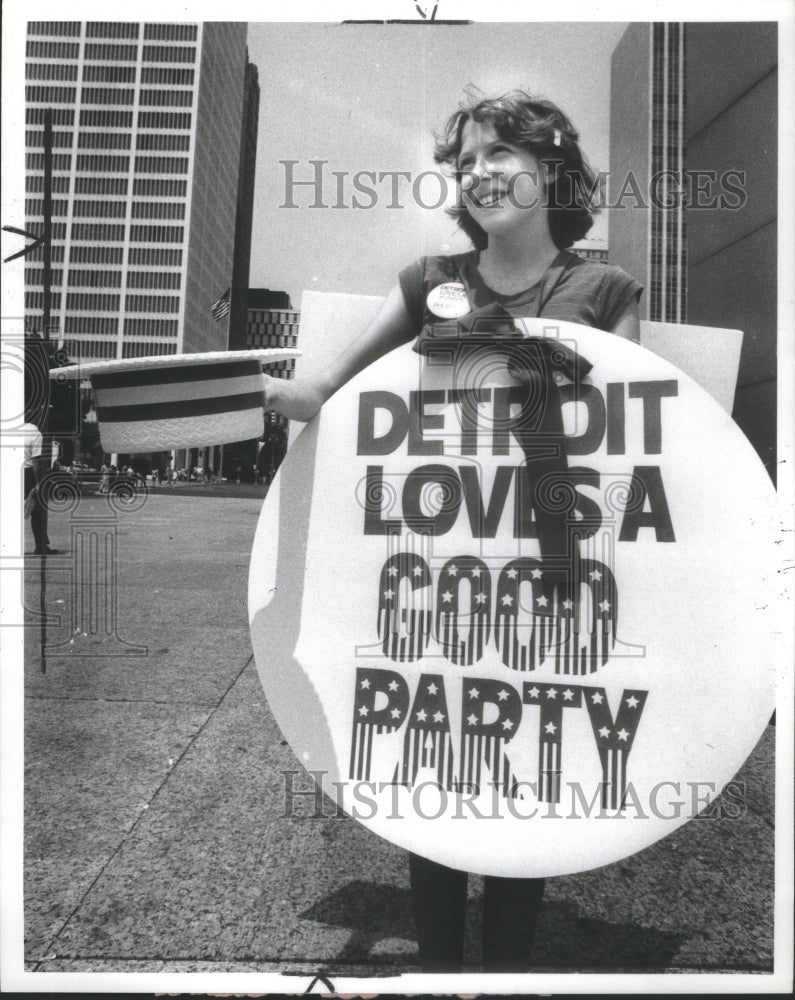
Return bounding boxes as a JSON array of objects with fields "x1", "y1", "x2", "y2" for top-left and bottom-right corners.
[
  {"x1": 409, "y1": 852, "x2": 546, "y2": 972},
  {"x1": 24, "y1": 467, "x2": 49, "y2": 553}
]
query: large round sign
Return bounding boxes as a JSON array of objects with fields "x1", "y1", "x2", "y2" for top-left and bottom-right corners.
[{"x1": 249, "y1": 319, "x2": 776, "y2": 877}]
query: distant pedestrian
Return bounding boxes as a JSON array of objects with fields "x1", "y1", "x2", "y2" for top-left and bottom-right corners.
[{"x1": 22, "y1": 422, "x2": 57, "y2": 556}]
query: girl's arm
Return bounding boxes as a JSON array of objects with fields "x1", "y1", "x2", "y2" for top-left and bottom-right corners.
[
  {"x1": 263, "y1": 283, "x2": 418, "y2": 422},
  {"x1": 610, "y1": 298, "x2": 641, "y2": 343}
]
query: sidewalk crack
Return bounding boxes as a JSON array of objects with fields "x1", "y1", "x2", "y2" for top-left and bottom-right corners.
[{"x1": 28, "y1": 654, "x2": 255, "y2": 970}]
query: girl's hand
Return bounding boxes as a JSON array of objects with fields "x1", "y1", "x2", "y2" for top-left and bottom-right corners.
[
  {"x1": 263, "y1": 374, "x2": 327, "y2": 422},
  {"x1": 261, "y1": 283, "x2": 416, "y2": 422}
]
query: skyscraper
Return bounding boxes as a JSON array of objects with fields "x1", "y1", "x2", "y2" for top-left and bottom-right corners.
[
  {"x1": 609, "y1": 22, "x2": 686, "y2": 323},
  {"x1": 24, "y1": 21, "x2": 258, "y2": 364},
  {"x1": 228, "y1": 59, "x2": 260, "y2": 353},
  {"x1": 609, "y1": 22, "x2": 777, "y2": 475}
]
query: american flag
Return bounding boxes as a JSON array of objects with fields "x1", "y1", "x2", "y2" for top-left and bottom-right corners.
[{"x1": 210, "y1": 287, "x2": 231, "y2": 320}]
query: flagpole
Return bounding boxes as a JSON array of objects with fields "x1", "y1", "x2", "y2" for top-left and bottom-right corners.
[
  {"x1": 209, "y1": 285, "x2": 232, "y2": 482},
  {"x1": 43, "y1": 108, "x2": 52, "y2": 343}
]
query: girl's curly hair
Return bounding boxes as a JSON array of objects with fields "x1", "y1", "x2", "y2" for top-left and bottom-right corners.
[{"x1": 435, "y1": 89, "x2": 602, "y2": 250}]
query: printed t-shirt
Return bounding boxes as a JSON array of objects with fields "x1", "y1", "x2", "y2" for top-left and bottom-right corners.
[{"x1": 399, "y1": 250, "x2": 643, "y2": 334}]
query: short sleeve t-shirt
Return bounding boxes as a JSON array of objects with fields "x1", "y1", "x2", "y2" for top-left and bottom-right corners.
[
  {"x1": 22, "y1": 422, "x2": 43, "y2": 468},
  {"x1": 399, "y1": 250, "x2": 643, "y2": 334}
]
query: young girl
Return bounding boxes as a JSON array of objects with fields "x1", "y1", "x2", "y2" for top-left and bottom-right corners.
[{"x1": 264, "y1": 90, "x2": 643, "y2": 973}]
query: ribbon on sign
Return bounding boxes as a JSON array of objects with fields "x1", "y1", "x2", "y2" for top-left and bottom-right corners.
[
  {"x1": 413, "y1": 301, "x2": 593, "y2": 383},
  {"x1": 416, "y1": 304, "x2": 591, "y2": 568}
]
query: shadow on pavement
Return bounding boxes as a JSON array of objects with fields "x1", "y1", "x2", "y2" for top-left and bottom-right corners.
[
  {"x1": 301, "y1": 880, "x2": 416, "y2": 961},
  {"x1": 300, "y1": 879, "x2": 687, "y2": 969},
  {"x1": 534, "y1": 900, "x2": 687, "y2": 968}
]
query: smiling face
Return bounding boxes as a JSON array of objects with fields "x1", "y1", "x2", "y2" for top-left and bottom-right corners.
[{"x1": 456, "y1": 118, "x2": 549, "y2": 239}]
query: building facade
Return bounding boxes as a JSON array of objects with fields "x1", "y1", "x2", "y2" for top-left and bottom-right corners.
[
  {"x1": 609, "y1": 22, "x2": 777, "y2": 476},
  {"x1": 228, "y1": 60, "x2": 260, "y2": 352},
  {"x1": 246, "y1": 289, "x2": 299, "y2": 441},
  {"x1": 24, "y1": 21, "x2": 258, "y2": 364},
  {"x1": 609, "y1": 22, "x2": 686, "y2": 323},
  {"x1": 572, "y1": 238, "x2": 609, "y2": 264},
  {"x1": 683, "y1": 23, "x2": 777, "y2": 479}
]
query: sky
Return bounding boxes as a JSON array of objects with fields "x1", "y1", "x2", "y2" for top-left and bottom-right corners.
[{"x1": 247, "y1": 22, "x2": 628, "y2": 306}]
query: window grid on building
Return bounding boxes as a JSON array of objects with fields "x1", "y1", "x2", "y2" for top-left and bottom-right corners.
[
  {"x1": 28, "y1": 22, "x2": 81, "y2": 37},
  {"x1": 82, "y1": 64, "x2": 137, "y2": 83},
  {"x1": 122, "y1": 341, "x2": 178, "y2": 358},
  {"x1": 122, "y1": 319, "x2": 180, "y2": 338},
  {"x1": 26, "y1": 291, "x2": 63, "y2": 310},
  {"x1": 64, "y1": 315, "x2": 121, "y2": 335},
  {"x1": 131, "y1": 201, "x2": 186, "y2": 219},
  {"x1": 26, "y1": 64, "x2": 79, "y2": 81},
  {"x1": 67, "y1": 269, "x2": 124, "y2": 288},
  {"x1": 25, "y1": 84, "x2": 77, "y2": 103},
  {"x1": 649, "y1": 22, "x2": 687, "y2": 323},
  {"x1": 84, "y1": 43, "x2": 138, "y2": 61},
  {"x1": 140, "y1": 66, "x2": 194, "y2": 86},
  {"x1": 138, "y1": 88, "x2": 193, "y2": 106},
  {"x1": 127, "y1": 247, "x2": 183, "y2": 267},
  {"x1": 125, "y1": 294, "x2": 181, "y2": 313},
  {"x1": 137, "y1": 111, "x2": 192, "y2": 129},
  {"x1": 26, "y1": 41, "x2": 79, "y2": 60},
  {"x1": 26, "y1": 267, "x2": 64, "y2": 286},
  {"x1": 143, "y1": 24, "x2": 198, "y2": 41},
  {"x1": 132, "y1": 178, "x2": 187, "y2": 197},
  {"x1": 75, "y1": 154, "x2": 130, "y2": 172},
  {"x1": 126, "y1": 270, "x2": 182, "y2": 289},
  {"x1": 27, "y1": 153, "x2": 72, "y2": 171},
  {"x1": 64, "y1": 316, "x2": 119, "y2": 334},
  {"x1": 69, "y1": 245, "x2": 125, "y2": 265},
  {"x1": 85, "y1": 22, "x2": 140, "y2": 39},
  {"x1": 24, "y1": 20, "x2": 254, "y2": 365},
  {"x1": 70, "y1": 222, "x2": 126, "y2": 241},
  {"x1": 62, "y1": 338, "x2": 119, "y2": 359},
  {"x1": 247, "y1": 309, "x2": 300, "y2": 383},
  {"x1": 64, "y1": 317, "x2": 119, "y2": 335},
  {"x1": 25, "y1": 129, "x2": 73, "y2": 148},
  {"x1": 77, "y1": 131, "x2": 132, "y2": 149},
  {"x1": 74, "y1": 176, "x2": 129, "y2": 194},
  {"x1": 142, "y1": 45, "x2": 197, "y2": 63},
  {"x1": 26, "y1": 106, "x2": 76, "y2": 124},
  {"x1": 128, "y1": 224, "x2": 184, "y2": 243},
  {"x1": 135, "y1": 133, "x2": 191, "y2": 151},
  {"x1": 134, "y1": 155, "x2": 189, "y2": 173},
  {"x1": 25, "y1": 198, "x2": 69, "y2": 217},
  {"x1": 79, "y1": 108, "x2": 134, "y2": 127},
  {"x1": 66, "y1": 292, "x2": 121, "y2": 311}
]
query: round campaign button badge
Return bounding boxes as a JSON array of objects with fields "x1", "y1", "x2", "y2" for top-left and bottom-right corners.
[
  {"x1": 426, "y1": 282, "x2": 470, "y2": 319},
  {"x1": 249, "y1": 318, "x2": 777, "y2": 879}
]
